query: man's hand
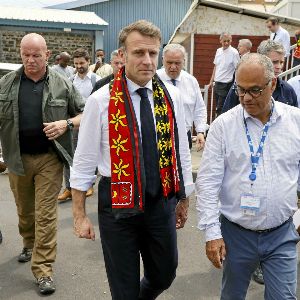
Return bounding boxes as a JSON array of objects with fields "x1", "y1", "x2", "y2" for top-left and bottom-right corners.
[
  {"x1": 206, "y1": 238, "x2": 226, "y2": 269},
  {"x1": 43, "y1": 120, "x2": 68, "y2": 140},
  {"x1": 74, "y1": 216, "x2": 95, "y2": 240},
  {"x1": 195, "y1": 133, "x2": 205, "y2": 151},
  {"x1": 93, "y1": 60, "x2": 102, "y2": 72},
  {"x1": 208, "y1": 81, "x2": 214, "y2": 89},
  {"x1": 176, "y1": 198, "x2": 189, "y2": 229}
]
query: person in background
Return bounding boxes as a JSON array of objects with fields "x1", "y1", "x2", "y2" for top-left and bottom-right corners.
[
  {"x1": 52, "y1": 51, "x2": 75, "y2": 79},
  {"x1": 288, "y1": 75, "x2": 300, "y2": 107},
  {"x1": 0, "y1": 33, "x2": 84, "y2": 295},
  {"x1": 237, "y1": 39, "x2": 252, "y2": 57},
  {"x1": 266, "y1": 17, "x2": 290, "y2": 58},
  {"x1": 54, "y1": 54, "x2": 60, "y2": 65},
  {"x1": 57, "y1": 48, "x2": 100, "y2": 202},
  {"x1": 91, "y1": 49, "x2": 125, "y2": 93},
  {"x1": 71, "y1": 20, "x2": 193, "y2": 300},
  {"x1": 292, "y1": 29, "x2": 300, "y2": 68},
  {"x1": 197, "y1": 53, "x2": 300, "y2": 300},
  {"x1": 157, "y1": 43, "x2": 207, "y2": 151},
  {"x1": 222, "y1": 40, "x2": 298, "y2": 113},
  {"x1": 208, "y1": 33, "x2": 240, "y2": 116},
  {"x1": 89, "y1": 49, "x2": 113, "y2": 78}
]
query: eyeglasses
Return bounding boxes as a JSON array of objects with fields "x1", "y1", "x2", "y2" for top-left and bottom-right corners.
[{"x1": 234, "y1": 81, "x2": 270, "y2": 98}]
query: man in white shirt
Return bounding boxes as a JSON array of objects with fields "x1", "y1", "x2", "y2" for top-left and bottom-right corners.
[
  {"x1": 288, "y1": 75, "x2": 300, "y2": 107},
  {"x1": 209, "y1": 33, "x2": 240, "y2": 116},
  {"x1": 51, "y1": 52, "x2": 75, "y2": 79},
  {"x1": 157, "y1": 44, "x2": 207, "y2": 151},
  {"x1": 196, "y1": 53, "x2": 300, "y2": 299},
  {"x1": 58, "y1": 48, "x2": 101, "y2": 201},
  {"x1": 70, "y1": 20, "x2": 193, "y2": 300},
  {"x1": 267, "y1": 17, "x2": 291, "y2": 58}
]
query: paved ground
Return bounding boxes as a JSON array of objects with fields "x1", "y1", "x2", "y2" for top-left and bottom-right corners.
[{"x1": 0, "y1": 147, "x2": 299, "y2": 299}]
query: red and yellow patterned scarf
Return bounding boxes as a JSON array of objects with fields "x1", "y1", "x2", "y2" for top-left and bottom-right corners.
[{"x1": 108, "y1": 67, "x2": 185, "y2": 216}]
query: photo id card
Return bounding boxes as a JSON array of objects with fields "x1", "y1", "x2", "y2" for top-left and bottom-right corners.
[{"x1": 240, "y1": 193, "x2": 260, "y2": 216}]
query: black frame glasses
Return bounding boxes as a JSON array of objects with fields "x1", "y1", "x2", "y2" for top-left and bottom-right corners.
[{"x1": 234, "y1": 80, "x2": 271, "y2": 98}]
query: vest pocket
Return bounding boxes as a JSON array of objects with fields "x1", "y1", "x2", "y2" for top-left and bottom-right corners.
[{"x1": 0, "y1": 94, "x2": 13, "y2": 119}]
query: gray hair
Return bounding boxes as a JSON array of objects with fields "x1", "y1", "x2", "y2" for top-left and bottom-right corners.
[
  {"x1": 220, "y1": 32, "x2": 232, "y2": 40},
  {"x1": 238, "y1": 39, "x2": 252, "y2": 50},
  {"x1": 257, "y1": 40, "x2": 286, "y2": 56},
  {"x1": 162, "y1": 43, "x2": 186, "y2": 58},
  {"x1": 110, "y1": 50, "x2": 119, "y2": 61},
  {"x1": 236, "y1": 53, "x2": 275, "y2": 82}
]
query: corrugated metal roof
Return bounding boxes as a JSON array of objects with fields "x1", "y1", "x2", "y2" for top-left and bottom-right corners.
[
  {"x1": 47, "y1": 0, "x2": 108, "y2": 9},
  {"x1": 0, "y1": 5, "x2": 108, "y2": 26}
]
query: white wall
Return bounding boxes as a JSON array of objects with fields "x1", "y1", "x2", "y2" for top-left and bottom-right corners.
[{"x1": 178, "y1": 6, "x2": 300, "y2": 36}]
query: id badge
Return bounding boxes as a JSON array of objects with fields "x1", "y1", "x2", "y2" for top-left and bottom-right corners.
[{"x1": 240, "y1": 193, "x2": 260, "y2": 216}]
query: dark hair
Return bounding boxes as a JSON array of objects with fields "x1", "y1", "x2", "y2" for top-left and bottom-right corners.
[
  {"x1": 96, "y1": 49, "x2": 105, "y2": 54},
  {"x1": 266, "y1": 17, "x2": 279, "y2": 25},
  {"x1": 73, "y1": 48, "x2": 90, "y2": 61}
]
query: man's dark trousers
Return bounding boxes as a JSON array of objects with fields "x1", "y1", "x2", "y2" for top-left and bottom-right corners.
[{"x1": 98, "y1": 177, "x2": 178, "y2": 300}]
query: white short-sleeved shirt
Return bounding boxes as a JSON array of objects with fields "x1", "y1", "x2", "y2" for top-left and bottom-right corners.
[{"x1": 213, "y1": 46, "x2": 240, "y2": 83}]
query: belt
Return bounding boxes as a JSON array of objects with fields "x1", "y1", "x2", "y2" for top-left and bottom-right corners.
[
  {"x1": 222, "y1": 215, "x2": 292, "y2": 234},
  {"x1": 101, "y1": 176, "x2": 111, "y2": 183}
]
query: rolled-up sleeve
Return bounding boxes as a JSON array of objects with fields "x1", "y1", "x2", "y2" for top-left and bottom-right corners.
[
  {"x1": 70, "y1": 93, "x2": 101, "y2": 191},
  {"x1": 196, "y1": 119, "x2": 225, "y2": 241}
]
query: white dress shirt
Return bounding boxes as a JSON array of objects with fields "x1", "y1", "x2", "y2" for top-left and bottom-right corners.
[
  {"x1": 270, "y1": 26, "x2": 291, "y2": 57},
  {"x1": 196, "y1": 101, "x2": 300, "y2": 241},
  {"x1": 287, "y1": 75, "x2": 300, "y2": 107},
  {"x1": 213, "y1": 46, "x2": 240, "y2": 83},
  {"x1": 70, "y1": 77, "x2": 194, "y2": 197},
  {"x1": 72, "y1": 71, "x2": 101, "y2": 100},
  {"x1": 157, "y1": 68, "x2": 208, "y2": 133}
]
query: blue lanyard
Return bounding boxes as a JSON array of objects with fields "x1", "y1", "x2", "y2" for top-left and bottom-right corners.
[{"x1": 243, "y1": 103, "x2": 274, "y2": 182}]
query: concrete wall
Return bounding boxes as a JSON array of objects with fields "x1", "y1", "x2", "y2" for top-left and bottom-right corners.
[
  {"x1": 178, "y1": 6, "x2": 300, "y2": 36},
  {"x1": 0, "y1": 27, "x2": 94, "y2": 65}
]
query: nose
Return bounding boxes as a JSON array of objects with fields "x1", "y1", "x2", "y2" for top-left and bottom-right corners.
[
  {"x1": 242, "y1": 92, "x2": 253, "y2": 102},
  {"x1": 142, "y1": 52, "x2": 151, "y2": 65}
]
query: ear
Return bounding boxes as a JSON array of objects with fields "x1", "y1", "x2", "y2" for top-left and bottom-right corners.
[
  {"x1": 270, "y1": 77, "x2": 277, "y2": 92},
  {"x1": 118, "y1": 48, "x2": 127, "y2": 62},
  {"x1": 46, "y1": 50, "x2": 51, "y2": 61}
]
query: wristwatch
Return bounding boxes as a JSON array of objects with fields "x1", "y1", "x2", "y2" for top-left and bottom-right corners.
[{"x1": 66, "y1": 119, "x2": 74, "y2": 130}]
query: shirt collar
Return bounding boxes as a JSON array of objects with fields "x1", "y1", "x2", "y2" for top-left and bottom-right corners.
[
  {"x1": 243, "y1": 97, "x2": 282, "y2": 124},
  {"x1": 74, "y1": 70, "x2": 93, "y2": 80},
  {"x1": 126, "y1": 76, "x2": 153, "y2": 95},
  {"x1": 160, "y1": 68, "x2": 182, "y2": 82}
]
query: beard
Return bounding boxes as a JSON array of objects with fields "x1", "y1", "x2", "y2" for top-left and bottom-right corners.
[{"x1": 77, "y1": 67, "x2": 88, "y2": 74}]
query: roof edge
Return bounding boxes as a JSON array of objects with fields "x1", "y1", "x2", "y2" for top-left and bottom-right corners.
[{"x1": 47, "y1": 0, "x2": 109, "y2": 9}]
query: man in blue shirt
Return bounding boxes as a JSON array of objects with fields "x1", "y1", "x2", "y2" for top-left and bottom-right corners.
[{"x1": 222, "y1": 40, "x2": 298, "y2": 113}]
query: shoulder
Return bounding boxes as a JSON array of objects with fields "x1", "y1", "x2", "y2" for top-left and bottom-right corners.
[
  {"x1": 213, "y1": 105, "x2": 243, "y2": 128},
  {"x1": 280, "y1": 79, "x2": 296, "y2": 92},
  {"x1": 230, "y1": 46, "x2": 239, "y2": 55},
  {"x1": 88, "y1": 83, "x2": 110, "y2": 107},
  {"x1": 156, "y1": 68, "x2": 167, "y2": 79},
  {"x1": 276, "y1": 101, "x2": 300, "y2": 118},
  {"x1": 49, "y1": 68, "x2": 72, "y2": 86},
  {"x1": 288, "y1": 75, "x2": 300, "y2": 86},
  {"x1": 0, "y1": 69, "x2": 17, "y2": 85}
]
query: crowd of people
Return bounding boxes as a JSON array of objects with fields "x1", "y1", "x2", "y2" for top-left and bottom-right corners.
[{"x1": 0, "y1": 15, "x2": 300, "y2": 300}]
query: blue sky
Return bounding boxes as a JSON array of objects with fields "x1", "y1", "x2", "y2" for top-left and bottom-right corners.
[{"x1": 0, "y1": 0, "x2": 74, "y2": 8}]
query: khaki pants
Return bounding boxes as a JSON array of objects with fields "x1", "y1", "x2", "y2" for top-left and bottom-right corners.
[{"x1": 9, "y1": 150, "x2": 63, "y2": 278}]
